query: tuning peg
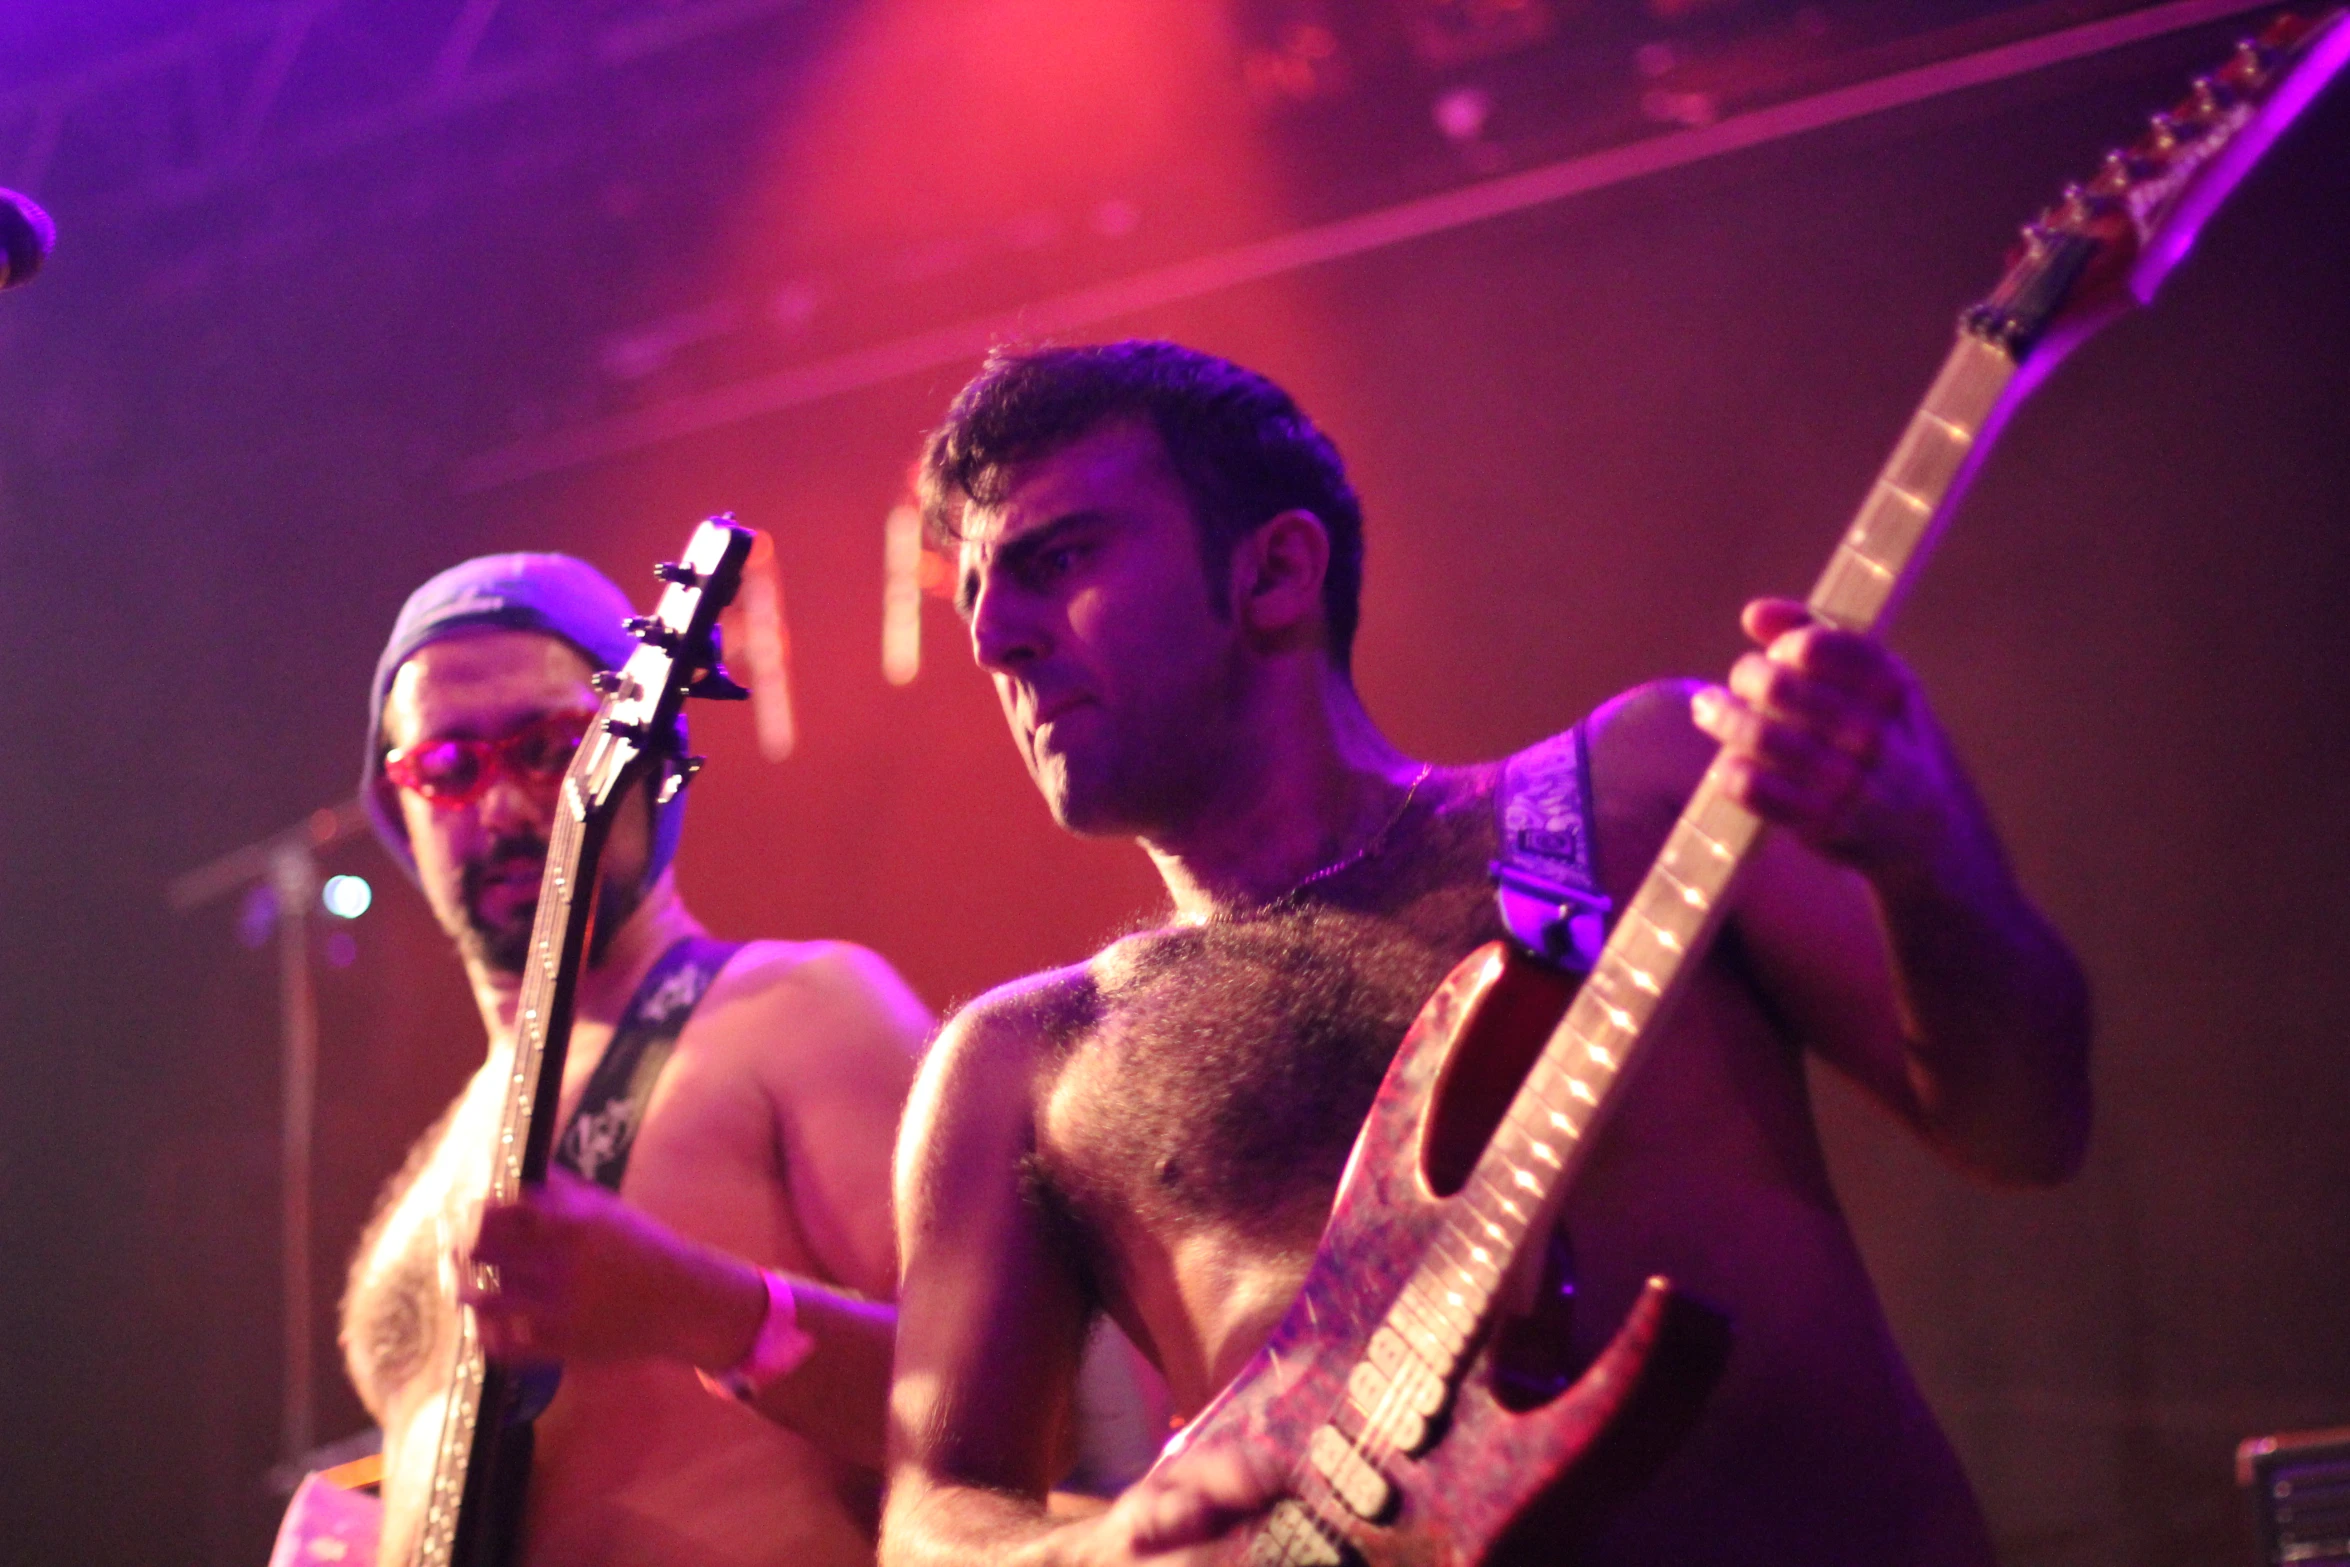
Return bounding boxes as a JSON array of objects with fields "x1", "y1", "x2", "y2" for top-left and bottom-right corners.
[
  {"x1": 654, "y1": 561, "x2": 701, "y2": 587},
  {"x1": 2097, "y1": 148, "x2": 2159, "y2": 190},
  {"x1": 657, "y1": 756, "x2": 705, "y2": 805},
  {"x1": 2184, "y1": 75, "x2": 2239, "y2": 118},
  {"x1": 603, "y1": 717, "x2": 652, "y2": 745},
  {"x1": 589, "y1": 670, "x2": 634, "y2": 697},
  {"x1": 688, "y1": 662, "x2": 751, "y2": 701},
  {"x1": 2145, "y1": 109, "x2": 2209, "y2": 151},
  {"x1": 2217, "y1": 36, "x2": 2275, "y2": 93},
  {"x1": 624, "y1": 615, "x2": 681, "y2": 651}
]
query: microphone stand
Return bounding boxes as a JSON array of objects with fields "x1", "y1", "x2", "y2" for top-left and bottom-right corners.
[{"x1": 169, "y1": 800, "x2": 369, "y2": 1475}]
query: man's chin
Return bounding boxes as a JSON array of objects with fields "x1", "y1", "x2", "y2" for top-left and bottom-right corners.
[
  {"x1": 458, "y1": 910, "x2": 539, "y2": 977},
  {"x1": 1040, "y1": 774, "x2": 1144, "y2": 840}
]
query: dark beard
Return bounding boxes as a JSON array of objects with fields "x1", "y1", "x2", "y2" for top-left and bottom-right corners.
[{"x1": 457, "y1": 833, "x2": 645, "y2": 977}]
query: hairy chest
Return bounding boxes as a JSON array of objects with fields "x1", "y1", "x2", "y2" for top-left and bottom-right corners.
[
  {"x1": 1034, "y1": 858, "x2": 1506, "y2": 1283},
  {"x1": 342, "y1": 1068, "x2": 505, "y2": 1417}
]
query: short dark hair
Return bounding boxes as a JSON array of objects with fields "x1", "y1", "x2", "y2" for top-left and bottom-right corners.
[{"x1": 920, "y1": 340, "x2": 1366, "y2": 668}]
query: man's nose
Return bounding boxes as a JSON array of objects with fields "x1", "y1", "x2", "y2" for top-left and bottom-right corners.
[
  {"x1": 969, "y1": 577, "x2": 1046, "y2": 674},
  {"x1": 476, "y1": 767, "x2": 555, "y2": 834}
]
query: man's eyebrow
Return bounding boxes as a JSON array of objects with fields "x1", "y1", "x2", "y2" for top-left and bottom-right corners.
[{"x1": 956, "y1": 509, "x2": 1113, "y2": 618}]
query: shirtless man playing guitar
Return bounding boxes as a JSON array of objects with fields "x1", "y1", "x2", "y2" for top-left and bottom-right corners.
[
  {"x1": 342, "y1": 552, "x2": 931, "y2": 1567},
  {"x1": 881, "y1": 340, "x2": 2092, "y2": 1565}
]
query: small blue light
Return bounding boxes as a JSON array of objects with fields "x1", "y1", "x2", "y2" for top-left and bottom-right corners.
[{"x1": 321, "y1": 875, "x2": 373, "y2": 920}]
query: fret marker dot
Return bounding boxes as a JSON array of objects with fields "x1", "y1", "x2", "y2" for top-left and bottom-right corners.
[
  {"x1": 1513, "y1": 1169, "x2": 1539, "y2": 1192},
  {"x1": 1569, "y1": 1079, "x2": 1598, "y2": 1105},
  {"x1": 1586, "y1": 1044, "x2": 1615, "y2": 1069}
]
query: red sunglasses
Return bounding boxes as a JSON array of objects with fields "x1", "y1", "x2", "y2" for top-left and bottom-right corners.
[{"x1": 383, "y1": 711, "x2": 595, "y2": 809}]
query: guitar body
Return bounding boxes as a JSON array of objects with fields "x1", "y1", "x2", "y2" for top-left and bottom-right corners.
[
  {"x1": 1168, "y1": 18, "x2": 2350, "y2": 1560},
  {"x1": 1177, "y1": 944, "x2": 1729, "y2": 1567},
  {"x1": 267, "y1": 1471, "x2": 384, "y2": 1567}
]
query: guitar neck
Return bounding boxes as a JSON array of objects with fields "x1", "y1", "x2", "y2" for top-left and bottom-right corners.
[
  {"x1": 496, "y1": 778, "x2": 607, "y2": 1200},
  {"x1": 1383, "y1": 331, "x2": 2020, "y2": 1374},
  {"x1": 411, "y1": 779, "x2": 608, "y2": 1567}
]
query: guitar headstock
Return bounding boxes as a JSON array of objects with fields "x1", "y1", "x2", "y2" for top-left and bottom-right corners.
[
  {"x1": 568, "y1": 516, "x2": 755, "y2": 818},
  {"x1": 1965, "y1": 8, "x2": 2350, "y2": 361}
]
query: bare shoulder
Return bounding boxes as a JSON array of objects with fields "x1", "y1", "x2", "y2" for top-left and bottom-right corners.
[
  {"x1": 899, "y1": 961, "x2": 1096, "y2": 1186},
  {"x1": 689, "y1": 937, "x2": 932, "y2": 1073},
  {"x1": 916, "y1": 960, "x2": 1096, "y2": 1097},
  {"x1": 1581, "y1": 677, "x2": 1714, "y2": 898},
  {"x1": 1585, "y1": 677, "x2": 1712, "y2": 807}
]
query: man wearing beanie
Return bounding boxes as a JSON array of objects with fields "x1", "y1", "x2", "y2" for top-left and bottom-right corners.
[{"x1": 340, "y1": 552, "x2": 931, "y2": 1567}]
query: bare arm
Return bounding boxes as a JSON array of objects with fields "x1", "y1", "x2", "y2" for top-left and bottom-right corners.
[
  {"x1": 744, "y1": 941, "x2": 929, "y2": 1464},
  {"x1": 466, "y1": 941, "x2": 928, "y2": 1471},
  {"x1": 1618, "y1": 598, "x2": 2091, "y2": 1182},
  {"x1": 881, "y1": 984, "x2": 1096, "y2": 1565},
  {"x1": 881, "y1": 980, "x2": 1261, "y2": 1567}
]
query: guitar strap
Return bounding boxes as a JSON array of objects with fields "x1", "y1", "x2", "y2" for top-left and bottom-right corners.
[
  {"x1": 1492, "y1": 721, "x2": 1611, "y2": 975},
  {"x1": 504, "y1": 933, "x2": 744, "y2": 1431},
  {"x1": 555, "y1": 933, "x2": 745, "y2": 1192}
]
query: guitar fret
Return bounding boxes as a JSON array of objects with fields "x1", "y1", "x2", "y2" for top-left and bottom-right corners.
[
  {"x1": 1627, "y1": 899, "x2": 1694, "y2": 955},
  {"x1": 1512, "y1": 1069, "x2": 1590, "y2": 1144},
  {"x1": 1843, "y1": 500, "x2": 1928, "y2": 573},
  {"x1": 1396, "y1": 1277, "x2": 1471, "y2": 1359},
  {"x1": 1426, "y1": 1228, "x2": 1503, "y2": 1312},
  {"x1": 1812, "y1": 550, "x2": 1896, "y2": 628},
  {"x1": 1650, "y1": 862, "x2": 1712, "y2": 914},
  {"x1": 1842, "y1": 546, "x2": 1896, "y2": 580},
  {"x1": 1433, "y1": 1216, "x2": 1507, "y2": 1284},
  {"x1": 1460, "y1": 1175, "x2": 1531, "y2": 1251},
  {"x1": 1885, "y1": 412, "x2": 1975, "y2": 501},
  {"x1": 1471, "y1": 1162, "x2": 1539, "y2": 1230}
]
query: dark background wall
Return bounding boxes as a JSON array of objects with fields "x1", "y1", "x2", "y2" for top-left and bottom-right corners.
[{"x1": 1, "y1": 3, "x2": 2343, "y2": 1562}]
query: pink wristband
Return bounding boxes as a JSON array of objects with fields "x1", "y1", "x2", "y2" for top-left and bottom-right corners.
[{"x1": 697, "y1": 1267, "x2": 817, "y2": 1403}]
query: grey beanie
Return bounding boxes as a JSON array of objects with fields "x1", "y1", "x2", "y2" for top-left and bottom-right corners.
[{"x1": 361, "y1": 552, "x2": 685, "y2": 886}]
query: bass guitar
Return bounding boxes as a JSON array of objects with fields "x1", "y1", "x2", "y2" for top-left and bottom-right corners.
[
  {"x1": 1169, "y1": 12, "x2": 2350, "y2": 1564},
  {"x1": 408, "y1": 516, "x2": 755, "y2": 1567}
]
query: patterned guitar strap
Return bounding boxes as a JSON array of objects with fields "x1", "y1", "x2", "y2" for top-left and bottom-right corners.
[
  {"x1": 554, "y1": 933, "x2": 745, "y2": 1192},
  {"x1": 506, "y1": 933, "x2": 744, "y2": 1425},
  {"x1": 1492, "y1": 721, "x2": 1612, "y2": 976}
]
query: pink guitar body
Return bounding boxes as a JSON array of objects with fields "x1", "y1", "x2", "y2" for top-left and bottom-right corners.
[{"x1": 1170, "y1": 943, "x2": 1728, "y2": 1567}]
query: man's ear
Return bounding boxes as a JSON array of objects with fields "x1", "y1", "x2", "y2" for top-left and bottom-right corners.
[{"x1": 1230, "y1": 509, "x2": 1330, "y2": 645}]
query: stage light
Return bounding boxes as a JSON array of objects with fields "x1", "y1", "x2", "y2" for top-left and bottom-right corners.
[
  {"x1": 321, "y1": 875, "x2": 373, "y2": 920},
  {"x1": 883, "y1": 502, "x2": 924, "y2": 686}
]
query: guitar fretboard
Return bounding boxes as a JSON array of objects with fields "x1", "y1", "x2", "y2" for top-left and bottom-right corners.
[
  {"x1": 411, "y1": 777, "x2": 596, "y2": 1567},
  {"x1": 1379, "y1": 331, "x2": 2018, "y2": 1401}
]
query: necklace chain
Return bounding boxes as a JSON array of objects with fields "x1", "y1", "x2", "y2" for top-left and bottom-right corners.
[{"x1": 1210, "y1": 763, "x2": 1434, "y2": 924}]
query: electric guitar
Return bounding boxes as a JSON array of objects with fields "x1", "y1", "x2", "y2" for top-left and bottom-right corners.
[
  {"x1": 408, "y1": 517, "x2": 755, "y2": 1567},
  {"x1": 1167, "y1": 13, "x2": 2350, "y2": 1564}
]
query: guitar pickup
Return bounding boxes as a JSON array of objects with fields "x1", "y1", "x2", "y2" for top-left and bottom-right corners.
[{"x1": 1250, "y1": 1499, "x2": 1351, "y2": 1566}]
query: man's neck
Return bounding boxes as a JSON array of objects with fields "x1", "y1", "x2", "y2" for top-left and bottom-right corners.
[
  {"x1": 467, "y1": 880, "x2": 704, "y2": 1042},
  {"x1": 1145, "y1": 667, "x2": 1419, "y2": 922}
]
